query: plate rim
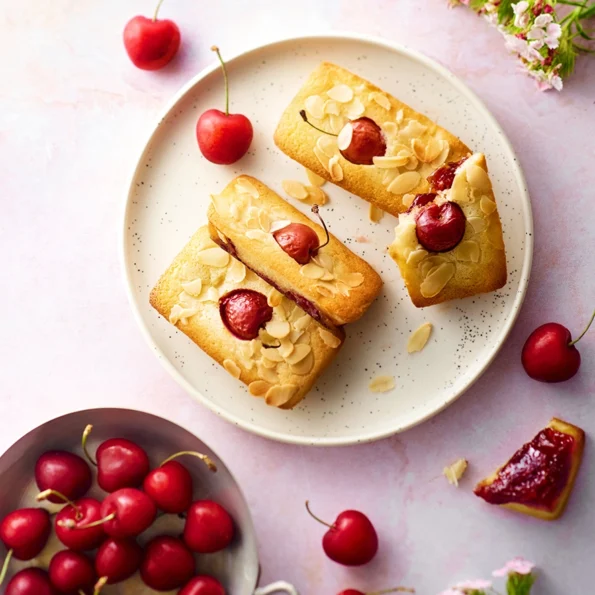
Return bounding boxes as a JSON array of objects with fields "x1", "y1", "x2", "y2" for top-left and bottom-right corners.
[{"x1": 120, "y1": 31, "x2": 534, "y2": 447}]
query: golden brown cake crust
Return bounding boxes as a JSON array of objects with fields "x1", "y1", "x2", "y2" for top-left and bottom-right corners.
[
  {"x1": 150, "y1": 226, "x2": 345, "y2": 409},
  {"x1": 274, "y1": 61, "x2": 471, "y2": 217},
  {"x1": 207, "y1": 175, "x2": 383, "y2": 327}
]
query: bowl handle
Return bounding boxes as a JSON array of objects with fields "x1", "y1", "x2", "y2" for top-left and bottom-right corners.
[{"x1": 254, "y1": 580, "x2": 299, "y2": 595}]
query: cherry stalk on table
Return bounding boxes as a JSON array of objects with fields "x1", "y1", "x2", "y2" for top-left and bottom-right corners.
[
  {"x1": 35, "y1": 451, "x2": 92, "y2": 504},
  {"x1": 123, "y1": 0, "x2": 181, "y2": 71},
  {"x1": 179, "y1": 575, "x2": 226, "y2": 595},
  {"x1": 305, "y1": 501, "x2": 378, "y2": 566},
  {"x1": 5, "y1": 568, "x2": 57, "y2": 595},
  {"x1": 196, "y1": 46, "x2": 253, "y2": 165},
  {"x1": 522, "y1": 309, "x2": 595, "y2": 382},
  {"x1": 141, "y1": 535, "x2": 195, "y2": 591}
]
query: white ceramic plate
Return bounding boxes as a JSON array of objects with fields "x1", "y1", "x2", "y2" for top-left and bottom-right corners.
[{"x1": 122, "y1": 34, "x2": 532, "y2": 446}]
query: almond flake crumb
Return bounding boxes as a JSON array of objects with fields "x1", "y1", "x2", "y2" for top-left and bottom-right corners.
[
  {"x1": 369, "y1": 204, "x2": 384, "y2": 224},
  {"x1": 443, "y1": 458, "x2": 468, "y2": 487},
  {"x1": 407, "y1": 322, "x2": 433, "y2": 353},
  {"x1": 368, "y1": 375, "x2": 395, "y2": 393}
]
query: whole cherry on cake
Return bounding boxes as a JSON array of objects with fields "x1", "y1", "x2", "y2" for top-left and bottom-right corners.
[
  {"x1": 219, "y1": 289, "x2": 273, "y2": 341},
  {"x1": 196, "y1": 46, "x2": 253, "y2": 164},
  {"x1": 521, "y1": 309, "x2": 594, "y2": 382},
  {"x1": 414, "y1": 201, "x2": 466, "y2": 253},
  {"x1": 123, "y1": 0, "x2": 181, "y2": 71}
]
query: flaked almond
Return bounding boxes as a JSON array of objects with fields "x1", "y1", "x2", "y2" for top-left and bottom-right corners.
[
  {"x1": 300, "y1": 262, "x2": 326, "y2": 280},
  {"x1": 261, "y1": 357, "x2": 277, "y2": 370},
  {"x1": 245, "y1": 229, "x2": 269, "y2": 242},
  {"x1": 480, "y1": 195, "x2": 497, "y2": 215},
  {"x1": 468, "y1": 217, "x2": 487, "y2": 234},
  {"x1": 449, "y1": 169, "x2": 469, "y2": 204},
  {"x1": 328, "y1": 155, "x2": 343, "y2": 182},
  {"x1": 223, "y1": 359, "x2": 241, "y2": 379},
  {"x1": 402, "y1": 193, "x2": 416, "y2": 208},
  {"x1": 282, "y1": 179, "x2": 308, "y2": 200},
  {"x1": 270, "y1": 219, "x2": 292, "y2": 234},
  {"x1": 245, "y1": 206, "x2": 260, "y2": 229},
  {"x1": 258, "y1": 210, "x2": 271, "y2": 232},
  {"x1": 398, "y1": 120, "x2": 428, "y2": 144},
  {"x1": 318, "y1": 328, "x2": 342, "y2": 348},
  {"x1": 285, "y1": 343, "x2": 311, "y2": 365},
  {"x1": 321, "y1": 270, "x2": 335, "y2": 281},
  {"x1": 266, "y1": 320, "x2": 291, "y2": 339},
  {"x1": 196, "y1": 247, "x2": 230, "y2": 268},
  {"x1": 369, "y1": 204, "x2": 384, "y2": 223},
  {"x1": 454, "y1": 240, "x2": 480, "y2": 263},
  {"x1": 387, "y1": 171, "x2": 421, "y2": 194},
  {"x1": 383, "y1": 168, "x2": 400, "y2": 187},
  {"x1": 265, "y1": 384, "x2": 299, "y2": 408},
  {"x1": 289, "y1": 329, "x2": 304, "y2": 344},
  {"x1": 381, "y1": 121, "x2": 398, "y2": 137},
  {"x1": 324, "y1": 99, "x2": 340, "y2": 115},
  {"x1": 278, "y1": 338, "x2": 295, "y2": 358},
  {"x1": 314, "y1": 284, "x2": 335, "y2": 298},
  {"x1": 429, "y1": 140, "x2": 450, "y2": 169},
  {"x1": 235, "y1": 178, "x2": 259, "y2": 198},
  {"x1": 197, "y1": 286, "x2": 219, "y2": 302},
  {"x1": 210, "y1": 193, "x2": 229, "y2": 217},
  {"x1": 306, "y1": 185, "x2": 327, "y2": 205},
  {"x1": 226, "y1": 258, "x2": 246, "y2": 283},
  {"x1": 396, "y1": 109, "x2": 404, "y2": 124},
  {"x1": 420, "y1": 262, "x2": 455, "y2": 298},
  {"x1": 424, "y1": 137, "x2": 443, "y2": 163},
  {"x1": 249, "y1": 380, "x2": 272, "y2": 397},
  {"x1": 181, "y1": 278, "x2": 203, "y2": 297},
  {"x1": 261, "y1": 347, "x2": 284, "y2": 363},
  {"x1": 293, "y1": 314, "x2": 311, "y2": 332},
  {"x1": 407, "y1": 322, "x2": 433, "y2": 353},
  {"x1": 486, "y1": 219, "x2": 505, "y2": 250},
  {"x1": 420, "y1": 255, "x2": 448, "y2": 278},
  {"x1": 306, "y1": 168, "x2": 326, "y2": 187},
  {"x1": 373, "y1": 155, "x2": 408, "y2": 169},
  {"x1": 337, "y1": 124, "x2": 353, "y2": 151},
  {"x1": 404, "y1": 155, "x2": 419, "y2": 171},
  {"x1": 328, "y1": 115, "x2": 345, "y2": 135},
  {"x1": 369, "y1": 375, "x2": 396, "y2": 393},
  {"x1": 305, "y1": 94, "x2": 325, "y2": 119},
  {"x1": 229, "y1": 201, "x2": 242, "y2": 221},
  {"x1": 314, "y1": 146, "x2": 331, "y2": 172},
  {"x1": 169, "y1": 304, "x2": 198, "y2": 325},
  {"x1": 290, "y1": 351, "x2": 314, "y2": 375},
  {"x1": 339, "y1": 271, "x2": 364, "y2": 288},
  {"x1": 297, "y1": 331, "x2": 311, "y2": 345},
  {"x1": 443, "y1": 458, "x2": 468, "y2": 487},
  {"x1": 466, "y1": 163, "x2": 491, "y2": 192},
  {"x1": 345, "y1": 97, "x2": 365, "y2": 119},
  {"x1": 258, "y1": 364, "x2": 279, "y2": 385},
  {"x1": 313, "y1": 251, "x2": 334, "y2": 271},
  {"x1": 369, "y1": 92, "x2": 391, "y2": 110},
  {"x1": 209, "y1": 266, "x2": 227, "y2": 287},
  {"x1": 317, "y1": 135, "x2": 338, "y2": 158},
  {"x1": 327, "y1": 84, "x2": 353, "y2": 103},
  {"x1": 406, "y1": 248, "x2": 428, "y2": 265}
]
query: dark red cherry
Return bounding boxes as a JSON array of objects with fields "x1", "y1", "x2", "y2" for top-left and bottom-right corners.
[
  {"x1": 273, "y1": 223, "x2": 320, "y2": 264},
  {"x1": 408, "y1": 193, "x2": 437, "y2": 212},
  {"x1": 35, "y1": 451, "x2": 92, "y2": 503},
  {"x1": 179, "y1": 575, "x2": 226, "y2": 595},
  {"x1": 183, "y1": 500, "x2": 234, "y2": 553},
  {"x1": 100, "y1": 488, "x2": 157, "y2": 538},
  {"x1": 95, "y1": 538, "x2": 143, "y2": 584},
  {"x1": 219, "y1": 289, "x2": 273, "y2": 341},
  {"x1": 339, "y1": 118, "x2": 386, "y2": 165},
  {"x1": 5, "y1": 568, "x2": 57, "y2": 595},
  {"x1": 48, "y1": 550, "x2": 96, "y2": 594},
  {"x1": 96, "y1": 438, "x2": 150, "y2": 493},
  {"x1": 55, "y1": 497, "x2": 105, "y2": 551},
  {"x1": 0, "y1": 508, "x2": 51, "y2": 560},
  {"x1": 140, "y1": 536, "x2": 195, "y2": 591},
  {"x1": 415, "y1": 201, "x2": 466, "y2": 253},
  {"x1": 427, "y1": 157, "x2": 468, "y2": 191}
]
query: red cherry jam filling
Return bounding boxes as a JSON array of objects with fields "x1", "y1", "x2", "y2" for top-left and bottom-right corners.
[
  {"x1": 219, "y1": 289, "x2": 273, "y2": 341},
  {"x1": 407, "y1": 193, "x2": 437, "y2": 212},
  {"x1": 273, "y1": 223, "x2": 319, "y2": 265},
  {"x1": 474, "y1": 428, "x2": 575, "y2": 509},
  {"x1": 415, "y1": 201, "x2": 466, "y2": 253},
  {"x1": 427, "y1": 157, "x2": 468, "y2": 191},
  {"x1": 340, "y1": 117, "x2": 386, "y2": 166}
]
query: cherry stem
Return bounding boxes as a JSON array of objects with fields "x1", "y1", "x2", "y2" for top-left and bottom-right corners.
[
  {"x1": 304, "y1": 500, "x2": 333, "y2": 530},
  {"x1": 568, "y1": 308, "x2": 595, "y2": 346},
  {"x1": 161, "y1": 451, "x2": 218, "y2": 473},
  {"x1": 37, "y1": 489, "x2": 83, "y2": 520},
  {"x1": 0, "y1": 549, "x2": 13, "y2": 586},
  {"x1": 76, "y1": 512, "x2": 116, "y2": 530},
  {"x1": 153, "y1": 0, "x2": 166, "y2": 21},
  {"x1": 311, "y1": 205, "x2": 330, "y2": 250},
  {"x1": 82, "y1": 424, "x2": 97, "y2": 466},
  {"x1": 369, "y1": 589, "x2": 415, "y2": 595},
  {"x1": 299, "y1": 110, "x2": 337, "y2": 136},
  {"x1": 93, "y1": 576, "x2": 108, "y2": 595},
  {"x1": 211, "y1": 46, "x2": 229, "y2": 116}
]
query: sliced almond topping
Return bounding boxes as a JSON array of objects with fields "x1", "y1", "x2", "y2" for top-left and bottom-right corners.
[
  {"x1": 249, "y1": 380, "x2": 272, "y2": 397},
  {"x1": 327, "y1": 84, "x2": 353, "y2": 103},
  {"x1": 181, "y1": 278, "x2": 203, "y2": 297},
  {"x1": 369, "y1": 375, "x2": 395, "y2": 393},
  {"x1": 339, "y1": 272, "x2": 364, "y2": 288},
  {"x1": 306, "y1": 185, "x2": 327, "y2": 205},
  {"x1": 318, "y1": 328, "x2": 341, "y2": 348},
  {"x1": 383, "y1": 168, "x2": 400, "y2": 187},
  {"x1": 300, "y1": 262, "x2": 325, "y2": 280},
  {"x1": 289, "y1": 329, "x2": 304, "y2": 344},
  {"x1": 425, "y1": 137, "x2": 443, "y2": 163},
  {"x1": 314, "y1": 146, "x2": 331, "y2": 172},
  {"x1": 369, "y1": 204, "x2": 384, "y2": 223},
  {"x1": 285, "y1": 343, "x2": 312, "y2": 365},
  {"x1": 449, "y1": 169, "x2": 469, "y2": 204},
  {"x1": 443, "y1": 458, "x2": 468, "y2": 487},
  {"x1": 420, "y1": 263, "x2": 455, "y2": 298},
  {"x1": 328, "y1": 115, "x2": 345, "y2": 135},
  {"x1": 381, "y1": 121, "x2": 398, "y2": 137},
  {"x1": 226, "y1": 258, "x2": 246, "y2": 283},
  {"x1": 223, "y1": 359, "x2": 241, "y2": 379},
  {"x1": 258, "y1": 364, "x2": 279, "y2": 385},
  {"x1": 266, "y1": 320, "x2": 291, "y2": 339},
  {"x1": 196, "y1": 248, "x2": 230, "y2": 268},
  {"x1": 387, "y1": 171, "x2": 421, "y2": 195},
  {"x1": 454, "y1": 240, "x2": 481, "y2": 263},
  {"x1": 429, "y1": 140, "x2": 450, "y2": 169},
  {"x1": 313, "y1": 251, "x2": 334, "y2": 271},
  {"x1": 265, "y1": 384, "x2": 299, "y2": 408},
  {"x1": 398, "y1": 120, "x2": 427, "y2": 144},
  {"x1": 328, "y1": 155, "x2": 343, "y2": 182},
  {"x1": 420, "y1": 255, "x2": 448, "y2": 278},
  {"x1": 321, "y1": 270, "x2": 335, "y2": 281},
  {"x1": 405, "y1": 155, "x2": 419, "y2": 171},
  {"x1": 402, "y1": 193, "x2": 416, "y2": 208},
  {"x1": 235, "y1": 178, "x2": 259, "y2": 198},
  {"x1": 229, "y1": 201, "x2": 242, "y2": 221},
  {"x1": 314, "y1": 284, "x2": 335, "y2": 298},
  {"x1": 373, "y1": 155, "x2": 408, "y2": 169},
  {"x1": 305, "y1": 95, "x2": 325, "y2": 119},
  {"x1": 296, "y1": 331, "x2": 311, "y2": 345},
  {"x1": 396, "y1": 109, "x2": 404, "y2": 124},
  {"x1": 468, "y1": 217, "x2": 487, "y2": 234},
  {"x1": 369, "y1": 92, "x2": 391, "y2": 111},
  {"x1": 261, "y1": 357, "x2": 277, "y2": 370},
  {"x1": 337, "y1": 124, "x2": 353, "y2": 151},
  {"x1": 282, "y1": 179, "x2": 308, "y2": 200},
  {"x1": 290, "y1": 351, "x2": 314, "y2": 375},
  {"x1": 245, "y1": 206, "x2": 260, "y2": 229},
  {"x1": 480, "y1": 195, "x2": 497, "y2": 215},
  {"x1": 306, "y1": 168, "x2": 326, "y2": 187},
  {"x1": 411, "y1": 138, "x2": 427, "y2": 163},
  {"x1": 294, "y1": 314, "x2": 311, "y2": 332},
  {"x1": 324, "y1": 99, "x2": 340, "y2": 115},
  {"x1": 270, "y1": 219, "x2": 292, "y2": 234},
  {"x1": 466, "y1": 163, "x2": 491, "y2": 192},
  {"x1": 345, "y1": 97, "x2": 365, "y2": 119},
  {"x1": 258, "y1": 210, "x2": 271, "y2": 232},
  {"x1": 317, "y1": 135, "x2": 338, "y2": 158},
  {"x1": 486, "y1": 219, "x2": 505, "y2": 250},
  {"x1": 407, "y1": 322, "x2": 433, "y2": 353},
  {"x1": 209, "y1": 267, "x2": 226, "y2": 287},
  {"x1": 169, "y1": 304, "x2": 198, "y2": 325},
  {"x1": 406, "y1": 248, "x2": 428, "y2": 265},
  {"x1": 261, "y1": 347, "x2": 284, "y2": 363},
  {"x1": 197, "y1": 286, "x2": 219, "y2": 302},
  {"x1": 278, "y1": 338, "x2": 295, "y2": 358},
  {"x1": 245, "y1": 229, "x2": 269, "y2": 242},
  {"x1": 210, "y1": 193, "x2": 229, "y2": 217}
]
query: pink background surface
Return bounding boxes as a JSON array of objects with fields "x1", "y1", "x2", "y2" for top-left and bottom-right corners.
[{"x1": 1, "y1": 1, "x2": 594, "y2": 593}]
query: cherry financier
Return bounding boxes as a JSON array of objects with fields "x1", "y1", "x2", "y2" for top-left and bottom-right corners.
[
  {"x1": 207, "y1": 175, "x2": 382, "y2": 328},
  {"x1": 474, "y1": 418, "x2": 585, "y2": 521},
  {"x1": 150, "y1": 226, "x2": 345, "y2": 409}
]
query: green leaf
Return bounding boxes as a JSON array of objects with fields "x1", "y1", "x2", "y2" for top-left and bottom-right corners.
[
  {"x1": 507, "y1": 573, "x2": 536, "y2": 595},
  {"x1": 557, "y1": 29, "x2": 578, "y2": 77},
  {"x1": 498, "y1": 0, "x2": 515, "y2": 23},
  {"x1": 470, "y1": 0, "x2": 490, "y2": 9},
  {"x1": 574, "y1": 20, "x2": 594, "y2": 40}
]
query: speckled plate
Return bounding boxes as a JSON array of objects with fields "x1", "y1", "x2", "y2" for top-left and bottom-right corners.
[{"x1": 122, "y1": 34, "x2": 532, "y2": 446}]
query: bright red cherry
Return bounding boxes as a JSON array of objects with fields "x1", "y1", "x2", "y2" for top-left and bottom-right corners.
[
  {"x1": 415, "y1": 201, "x2": 466, "y2": 253},
  {"x1": 219, "y1": 289, "x2": 273, "y2": 341},
  {"x1": 95, "y1": 538, "x2": 143, "y2": 584},
  {"x1": 50, "y1": 495, "x2": 105, "y2": 551},
  {"x1": 0, "y1": 508, "x2": 51, "y2": 561},
  {"x1": 522, "y1": 311, "x2": 594, "y2": 382},
  {"x1": 196, "y1": 47, "x2": 253, "y2": 165},
  {"x1": 427, "y1": 157, "x2": 468, "y2": 191},
  {"x1": 123, "y1": 0, "x2": 181, "y2": 71},
  {"x1": 183, "y1": 500, "x2": 234, "y2": 554},
  {"x1": 35, "y1": 451, "x2": 92, "y2": 504},
  {"x1": 48, "y1": 550, "x2": 96, "y2": 595},
  {"x1": 99, "y1": 488, "x2": 157, "y2": 538},
  {"x1": 306, "y1": 501, "x2": 378, "y2": 567},
  {"x1": 141, "y1": 536, "x2": 195, "y2": 591},
  {"x1": 143, "y1": 451, "x2": 217, "y2": 514},
  {"x1": 5, "y1": 568, "x2": 57, "y2": 595},
  {"x1": 338, "y1": 118, "x2": 386, "y2": 165},
  {"x1": 179, "y1": 575, "x2": 226, "y2": 595}
]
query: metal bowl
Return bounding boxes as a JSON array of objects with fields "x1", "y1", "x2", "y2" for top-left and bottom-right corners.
[{"x1": 0, "y1": 408, "x2": 297, "y2": 595}]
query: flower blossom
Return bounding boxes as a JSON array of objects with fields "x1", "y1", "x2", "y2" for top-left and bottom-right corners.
[
  {"x1": 493, "y1": 557, "x2": 536, "y2": 577},
  {"x1": 505, "y1": 34, "x2": 543, "y2": 62},
  {"x1": 527, "y1": 13, "x2": 562, "y2": 49},
  {"x1": 454, "y1": 579, "x2": 493, "y2": 590},
  {"x1": 513, "y1": 1, "x2": 531, "y2": 28}
]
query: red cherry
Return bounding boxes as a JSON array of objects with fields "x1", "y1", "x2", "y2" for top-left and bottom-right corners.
[
  {"x1": 407, "y1": 193, "x2": 437, "y2": 212},
  {"x1": 339, "y1": 118, "x2": 386, "y2": 165},
  {"x1": 123, "y1": 0, "x2": 181, "y2": 71},
  {"x1": 179, "y1": 575, "x2": 226, "y2": 595},
  {"x1": 305, "y1": 501, "x2": 378, "y2": 567},
  {"x1": 522, "y1": 311, "x2": 594, "y2": 382},
  {"x1": 273, "y1": 223, "x2": 320, "y2": 264},
  {"x1": 48, "y1": 550, "x2": 96, "y2": 595},
  {"x1": 183, "y1": 500, "x2": 234, "y2": 554},
  {"x1": 219, "y1": 289, "x2": 273, "y2": 341},
  {"x1": 35, "y1": 451, "x2": 92, "y2": 504},
  {"x1": 5, "y1": 568, "x2": 57, "y2": 595},
  {"x1": 415, "y1": 201, "x2": 466, "y2": 253},
  {"x1": 427, "y1": 157, "x2": 468, "y2": 191},
  {"x1": 95, "y1": 538, "x2": 143, "y2": 584},
  {"x1": 0, "y1": 508, "x2": 51, "y2": 560},
  {"x1": 143, "y1": 452, "x2": 217, "y2": 514},
  {"x1": 140, "y1": 536, "x2": 195, "y2": 591},
  {"x1": 54, "y1": 498, "x2": 105, "y2": 551},
  {"x1": 99, "y1": 488, "x2": 157, "y2": 538}
]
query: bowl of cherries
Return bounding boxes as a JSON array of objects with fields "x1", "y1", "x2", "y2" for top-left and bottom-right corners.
[{"x1": 0, "y1": 408, "x2": 297, "y2": 595}]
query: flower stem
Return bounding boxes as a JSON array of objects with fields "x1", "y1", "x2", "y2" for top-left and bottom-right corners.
[
  {"x1": 211, "y1": 46, "x2": 229, "y2": 116},
  {"x1": 161, "y1": 450, "x2": 217, "y2": 472},
  {"x1": 299, "y1": 110, "x2": 338, "y2": 136},
  {"x1": 93, "y1": 576, "x2": 108, "y2": 595},
  {"x1": 82, "y1": 424, "x2": 97, "y2": 466},
  {"x1": 37, "y1": 489, "x2": 82, "y2": 519},
  {"x1": 569, "y1": 308, "x2": 595, "y2": 346},
  {"x1": 76, "y1": 512, "x2": 116, "y2": 530},
  {"x1": 0, "y1": 550, "x2": 13, "y2": 586},
  {"x1": 153, "y1": 0, "x2": 166, "y2": 21},
  {"x1": 305, "y1": 500, "x2": 333, "y2": 529}
]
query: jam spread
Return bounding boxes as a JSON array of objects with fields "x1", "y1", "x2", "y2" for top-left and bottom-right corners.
[
  {"x1": 427, "y1": 157, "x2": 468, "y2": 192},
  {"x1": 474, "y1": 428, "x2": 575, "y2": 509},
  {"x1": 219, "y1": 289, "x2": 273, "y2": 341}
]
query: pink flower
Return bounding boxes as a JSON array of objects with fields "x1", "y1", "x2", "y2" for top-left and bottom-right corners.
[
  {"x1": 513, "y1": 1, "x2": 531, "y2": 28},
  {"x1": 493, "y1": 557, "x2": 536, "y2": 577},
  {"x1": 528, "y1": 14, "x2": 562, "y2": 49}
]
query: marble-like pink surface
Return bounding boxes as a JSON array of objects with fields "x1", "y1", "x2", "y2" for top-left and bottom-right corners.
[{"x1": 1, "y1": 1, "x2": 594, "y2": 593}]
